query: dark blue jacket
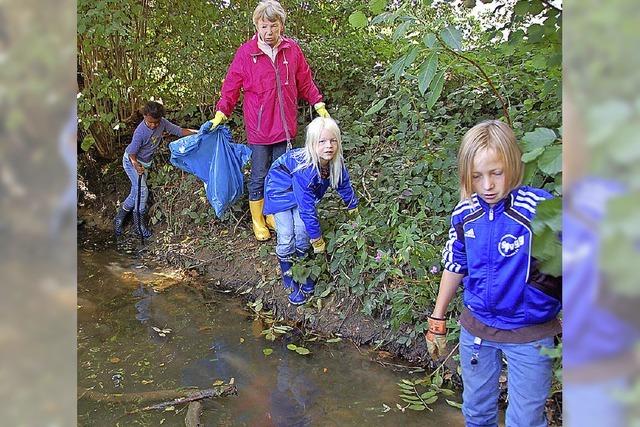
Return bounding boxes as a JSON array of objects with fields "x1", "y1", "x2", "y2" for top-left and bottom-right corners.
[
  {"x1": 263, "y1": 149, "x2": 358, "y2": 239},
  {"x1": 443, "y1": 186, "x2": 561, "y2": 329}
]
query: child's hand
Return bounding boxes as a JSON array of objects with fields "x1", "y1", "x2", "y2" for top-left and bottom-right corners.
[
  {"x1": 134, "y1": 162, "x2": 145, "y2": 175},
  {"x1": 310, "y1": 236, "x2": 326, "y2": 253},
  {"x1": 425, "y1": 315, "x2": 447, "y2": 359}
]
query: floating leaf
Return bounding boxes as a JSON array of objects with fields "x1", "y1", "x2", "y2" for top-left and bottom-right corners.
[
  {"x1": 295, "y1": 347, "x2": 311, "y2": 355},
  {"x1": 263, "y1": 348, "x2": 273, "y2": 356},
  {"x1": 287, "y1": 344, "x2": 297, "y2": 351},
  {"x1": 326, "y1": 337, "x2": 342, "y2": 343}
]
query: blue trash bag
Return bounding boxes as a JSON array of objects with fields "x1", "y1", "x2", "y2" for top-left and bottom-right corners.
[{"x1": 169, "y1": 123, "x2": 251, "y2": 218}]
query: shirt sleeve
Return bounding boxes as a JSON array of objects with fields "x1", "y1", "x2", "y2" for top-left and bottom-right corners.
[
  {"x1": 336, "y1": 166, "x2": 358, "y2": 209},
  {"x1": 161, "y1": 118, "x2": 183, "y2": 137},
  {"x1": 126, "y1": 126, "x2": 144, "y2": 155},
  {"x1": 442, "y1": 213, "x2": 467, "y2": 274},
  {"x1": 292, "y1": 170, "x2": 322, "y2": 240}
]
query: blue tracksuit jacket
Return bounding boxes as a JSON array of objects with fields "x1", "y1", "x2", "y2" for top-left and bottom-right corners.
[
  {"x1": 263, "y1": 149, "x2": 358, "y2": 239},
  {"x1": 442, "y1": 186, "x2": 562, "y2": 329}
]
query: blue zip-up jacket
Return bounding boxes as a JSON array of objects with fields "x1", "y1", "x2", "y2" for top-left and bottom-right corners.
[
  {"x1": 263, "y1": 149, "x2": 358, "y2": 240},
  {"x1": 442, "y1": 186, "x2": 561, "y2": 329}
]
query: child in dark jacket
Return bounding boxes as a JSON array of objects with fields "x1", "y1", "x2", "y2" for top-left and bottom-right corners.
[
  {"x1": 264, "y1": 117, "x2": 358, "y2": 305},
  {"x1": 426, "y1": 120, "x2": 561, "y2": 427}
]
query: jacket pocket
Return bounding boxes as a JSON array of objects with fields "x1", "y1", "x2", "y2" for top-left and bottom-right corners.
[
  {"x1": 525, "y1": 284, "x2": 561, "y2": 324},
  {"x1": 257, "y1": 104, "x2": 264, "y2": 131}
]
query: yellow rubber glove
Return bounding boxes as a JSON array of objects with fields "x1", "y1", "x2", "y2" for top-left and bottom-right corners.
[
  {"x1": 314, "y1": 102, "x2": 330, "y2": 118},
  {"x1": 209, "y1": 111, "x2": 227, "y2": 129},
  {"x1": 348, "y1": 207, "x2": 359, "y2": 215},
  {"x1": 425, "y1": 315, "x2": 447, "y2": 359},
  {"x1": 310, "y1": 236, "x2": 326, "y2": 254}
]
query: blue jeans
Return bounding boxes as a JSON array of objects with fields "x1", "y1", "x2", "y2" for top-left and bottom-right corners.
[
  {"x1": 122, "y1": 153, "x2": 148, "y2": 212},
  {"x1": 274, "y1": 207, "x2": 310, "y2": 260},
  {"x1": 248, "y1": 142, "x2": 287, "y2": 201},
  {"x1": 459, "y1": 326, "x2": 553, "y2": 427}
]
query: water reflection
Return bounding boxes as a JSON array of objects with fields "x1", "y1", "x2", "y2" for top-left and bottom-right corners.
[{"x1": 78, "y1": 248, "x2": 464, "y2": 426}]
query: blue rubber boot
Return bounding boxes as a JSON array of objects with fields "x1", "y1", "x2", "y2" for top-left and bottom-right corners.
[
  {"x1": 280, "y1": 258, "x2": 306, "y2": 305},
  {"x1": 287, "y1": 282, "x2": 307, "y2": 305},
  {"x1": 279, "y1": 259, "x2": 294, "y2": 290},
  {"x1": 296, "y1": 250, "x2": 315, "y2": 295}
]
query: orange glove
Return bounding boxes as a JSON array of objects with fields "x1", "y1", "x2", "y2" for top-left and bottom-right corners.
[{"x1": 425, "y1": 315, "x2": 447, "y2": 359}]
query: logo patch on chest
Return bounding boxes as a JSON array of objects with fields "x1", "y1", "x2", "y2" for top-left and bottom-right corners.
[{"x1": 498, "y1": 234, "x2": 525, "y2": 257}]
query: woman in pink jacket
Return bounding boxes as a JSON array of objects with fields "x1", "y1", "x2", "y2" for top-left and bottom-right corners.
[{"x1": 208, "y1": 0, "x2": 330, "y2": 241}]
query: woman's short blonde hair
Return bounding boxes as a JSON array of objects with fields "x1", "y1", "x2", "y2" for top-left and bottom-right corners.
[
  {"x1": 457, "y1": 120, "x2": 523, "y2": 200},
  {"x1": 253, "y1": 1, "x2": 286, "y2": 26}
]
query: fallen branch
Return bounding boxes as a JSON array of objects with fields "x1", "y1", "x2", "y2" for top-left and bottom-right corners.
[
  {"x1": 140, "y1": 385, "x2": 237, "y2": 412},
  {"x1": 77, "y1": 384, "x2": 237, "y2": 406}
]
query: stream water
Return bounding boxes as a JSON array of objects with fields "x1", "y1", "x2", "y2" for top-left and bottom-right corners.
[{"x1": 77, "y1": 245, "x2": 464, "y2": 426}]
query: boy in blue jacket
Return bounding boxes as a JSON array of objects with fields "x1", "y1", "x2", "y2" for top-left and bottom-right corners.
[
  {"x1": 264, "y1": 117, "x2": 358, "y2": 305},
  {"x1": 426, "y1": 120, "x2": 561, "y2": 426}
]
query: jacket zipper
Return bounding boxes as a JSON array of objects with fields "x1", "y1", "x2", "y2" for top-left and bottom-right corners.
[
  {"x1": 486, "y1": 206, "x2": 494, "y2": 313},
  {"x1": 271, "y1": 53, "x2": 292, "y2": 149},
  {"x1": 257, "y1": 104, "x2": 263, "y2": 131}
]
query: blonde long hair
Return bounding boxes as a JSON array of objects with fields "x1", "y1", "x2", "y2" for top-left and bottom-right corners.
[
  {"x1": 293, "y1": 117, "x2": 345, "y2": 189},
  {"x1": 457, "y1": 120, "x2": 523, "y2": 201}
]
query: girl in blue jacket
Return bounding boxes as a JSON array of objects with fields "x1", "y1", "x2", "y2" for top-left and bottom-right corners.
[
  {"x1": 264, "y1": 117, "x2": 358, "y2": 305},
  {"x1": 425, "y1": 120, "x2": 561, "y2": 427}
]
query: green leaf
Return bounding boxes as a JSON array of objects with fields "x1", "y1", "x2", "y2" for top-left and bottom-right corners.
[
  {"x1": 521, "y1": 147, "x2": 545, "y2": 163},
  {"x1": 295, "y1": 346, "x2": 311, "y2": 355},
  {"x1": 326, "y1": 337, "x2": 342, "y2": 343},
  {"x1": 81, "y1": 135, "x2": 95, "y2": 151},
  {"x1": 404, "y1": 46, "x2": 420, "y2": 68},
  {"x1": 408, "y1": 404, "x2": 426, "y2": 411},
  {"x1": 420, "y1": 391, "x2": 437, "y2": 400},
  {"x1": 348, "y1": 11, "x2": 368, "y2": 29},
  {"x1": 426, "y1": 70, "x2": 445, "y2": 109},
  {"x1": 262, "y1": 348, "x2": 273, "y2": 356},
  {"x1": 446, "y1": 399, "x2": 463, "y2": 409},
  {"x1": 392, "y1": 20, "x2": 413, "y2": 42},
  {"x1": 418, "y1": 53, "x2": 438, "y2": 95},
  {"x1": 287, "y1": 344, "x2": 297, "y2": 351},
  {"x1": 369, "y1": 0, "x2": 387, "y2": 15},
  {"x1": 440, "y1": 25, "x2": 462, "y2": 51},
  {"x1": 423, "y1": 395, "x2": 438, "y2": 404},
  {"x1": 365, "y1": 97, "x2": 390, "y2": 116},
  {"x1": 522, "y1": 128, "x2": 557, "y2": 150},
  {"x1": 423, "y1": 33, "x2": 437, "y2": 48},
  {"x1": 537, "y1": 145, "x2": 562, "y2": 175}
]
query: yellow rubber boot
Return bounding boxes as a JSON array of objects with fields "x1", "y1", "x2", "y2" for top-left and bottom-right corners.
[
  {"x1": 265, "y1": 214, "x2": 276, "y2": 231},
  {"x1": 249, "y1": 199, "x2": 271, "y2": 241}
]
